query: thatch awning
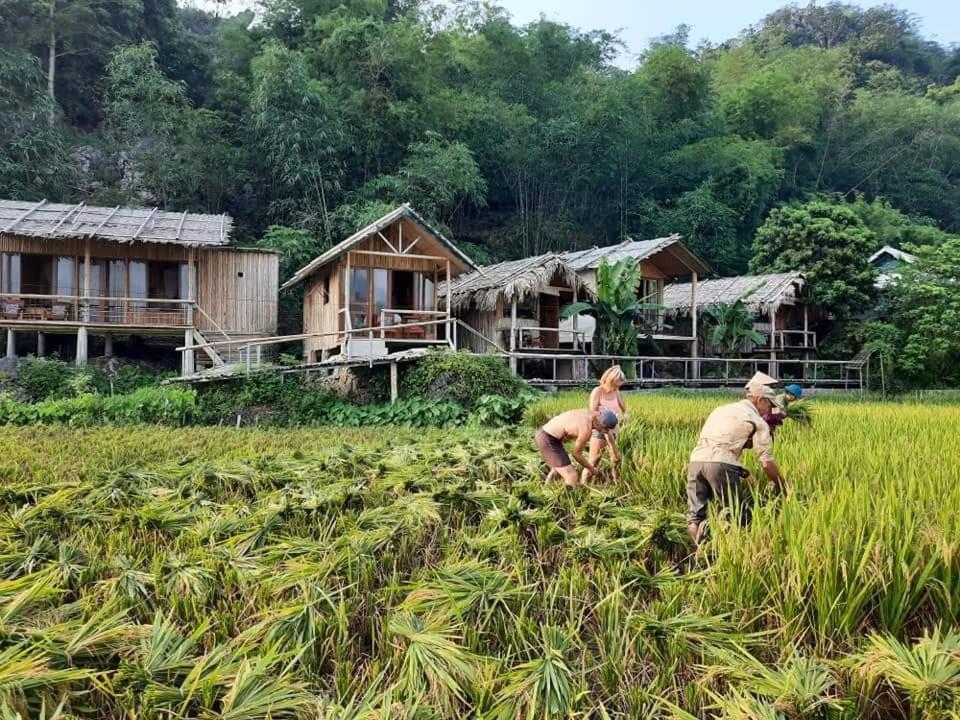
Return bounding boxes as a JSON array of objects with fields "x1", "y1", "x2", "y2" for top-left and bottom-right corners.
[
  {"x1": 443, "y1": 254, "x2": 591, "y2": 312},
  {"x1": 663, "y1": 271, "x2": 808, "y2": 316},
  {"x1": 0, "y1": 199, "x2": 231, "y2": 247},
  {"x1": 281, "y1": 204, "x2": 477, "y2": 290},
  {"x1": 561, "y1": 235, "x2": 711, "y2": 276}
]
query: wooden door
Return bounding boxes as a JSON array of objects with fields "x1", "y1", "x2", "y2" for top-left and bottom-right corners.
[{"x1": 539, "y1": 293, "x2": 559, "y2": 348}]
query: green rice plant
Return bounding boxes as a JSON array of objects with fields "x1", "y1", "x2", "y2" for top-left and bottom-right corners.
[
  {"x1": 0, "y1": 394, "x2": 956, "y2": 717},
  {"x1": 851, "y1": 628, "x2": 960, "y2": 719},
  {"x1": 486, "y1": 625, "x2": 576, "y2": 720},
  {"x1": 388, "y1": 612, "x2": 478, "y2": 715}
]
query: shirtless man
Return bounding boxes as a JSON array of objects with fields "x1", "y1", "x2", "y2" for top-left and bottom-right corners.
[{"x1": 535, "y1": 409, "x2": 619, "y2": 487}]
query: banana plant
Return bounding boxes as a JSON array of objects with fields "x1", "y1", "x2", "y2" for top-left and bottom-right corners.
[
  {"x1": 702, "y1": 290, "x2": 767, "y2": 357},
  {"x1": 561, "y1": 257, "x2": 663, "y2": 378}
]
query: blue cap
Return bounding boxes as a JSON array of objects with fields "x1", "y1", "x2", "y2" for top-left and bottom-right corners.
[
  {"x1": 784, "y1": 384, "x2": 803, "y2": 399},
  {"x1": 597, "y1": 409, "x2": 619, "y2": 429}
]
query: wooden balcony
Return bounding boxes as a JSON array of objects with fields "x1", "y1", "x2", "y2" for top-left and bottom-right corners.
[{"x1": 0, "y1": 293, "x2": 191, "y2": 332}]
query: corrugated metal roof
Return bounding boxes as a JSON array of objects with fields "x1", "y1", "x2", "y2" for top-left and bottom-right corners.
[
  {"x1": 663, "y1": 271, "x2": 808, "y2": 315},
  {"x1": 280, "y1": 204, "x2": 477, "y2": 290},
  {"x1": 0, "y1": 199, "x2": 231, "y2": 247},
  {"x1": 869, "y1": 245, "x2": 916, "y2": 265}
]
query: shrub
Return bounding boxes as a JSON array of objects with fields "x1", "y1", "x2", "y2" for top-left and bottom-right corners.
[
  {"x1": 0, "y1": 386, "x2": 197, "y2": 426},
  {"x1": 401, "y1": 352, "x2": 526, "y2": 409},
  {"x1": 17, "y1": 357, "x2": 74, "y2": 401},
  {"x1": 471, "y1": 391, "x2": 540, "y2": 426}
]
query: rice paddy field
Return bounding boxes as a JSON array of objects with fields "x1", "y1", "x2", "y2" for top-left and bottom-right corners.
[{"x1": 1, "y1": 392, "x2": 958, "y2": 719}]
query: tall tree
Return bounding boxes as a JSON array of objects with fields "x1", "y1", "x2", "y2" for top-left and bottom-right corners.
[{"x1": 751, "y1": 199, "x2": 877, "y2": 320}]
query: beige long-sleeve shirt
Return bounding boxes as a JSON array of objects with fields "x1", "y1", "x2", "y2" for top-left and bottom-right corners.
[{"x1": 689, "y1": 399, "x2": 774, "y2": 466}]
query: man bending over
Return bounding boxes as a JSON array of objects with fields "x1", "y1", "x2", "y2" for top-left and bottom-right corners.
[
  {"x1": 686, "y1": 382, "x2": 786, "y2": 545},
  {"x1": 536, "y1": 409, "x2": 619, "y2": 487}
]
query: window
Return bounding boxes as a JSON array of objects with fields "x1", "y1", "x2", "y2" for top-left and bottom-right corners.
[
  {"x1": 109, "y1": 260, "x2": 125, "y2": 298},
  {"x1": 348, "y1": 267, "x2": 369, "y2": 328},
  {"x1": 417, "y1": 275, "x2": 435, "y2": 311},
  {"x1": 18, "y1": 254, "x2": 52, "y2": 295},
  {"x1": 148, "y1": 262, "x2": 184, "y2": 300},
  {"x1": 372, "y1": 269, "x2": 388, "y2": 324},
  {"x1": 1, "y1": 253, "x2": 21, "y2": 294},
  {"x1": 129, "y1": 261, "x2": 147, "y2": 308},
  {"x1": 55, "y1": 257, "x2": 77, "y2": 296},
  {"x1": 322, "y1": 275, "x2": 330, "y2": 304}
]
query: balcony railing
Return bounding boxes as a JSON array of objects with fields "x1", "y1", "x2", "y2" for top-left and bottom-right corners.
[{"x1": 0, "y1": 293, "x2": 190, "y2": 327}]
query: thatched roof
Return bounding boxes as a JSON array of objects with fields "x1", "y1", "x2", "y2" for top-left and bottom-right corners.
[
  {"x1": 444, "y1": 253, "x2": 591, "y2": 312},
  {"x1": 562, "y1": 235, "x2": 711, "y2": 275},
  {"x1": 281, "y1": 204, "x2": 477, "y2": 290},
  {"x1": 663, "y1": 272, "x2": 809, "y2": 316},
  {"x1": 0, "y1": 199, "x2": 231, "y2": 247}
]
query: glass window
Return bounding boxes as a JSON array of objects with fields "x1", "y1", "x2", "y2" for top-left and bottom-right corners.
[
  {"x1": 372, "y1": 269, "x2": 388, "y2": 324},
  {"x1": 81, "y1": 259, "x2": 107, "y2": 297},
  {"x1": 55, "y1": 257, "x2": 77, "y2": 296},
  {"x1": 418, "y1": 275, "x2": 435, "y2": 310},
  {"x1": 109, "y1": 260, "x2": 125, "y2": 297},
  {"x1": 148, "y1": 262, "x2": 183, "y2": 299},
  {"x1": 1, "y1": 253, "x2": 21, "y2": 294},
  {"x1": 349, "y1": 268, "x2": 369, "y2": 328},
  {"x1": 129, "y1": 261, "x2": 147, "y2": 307}
]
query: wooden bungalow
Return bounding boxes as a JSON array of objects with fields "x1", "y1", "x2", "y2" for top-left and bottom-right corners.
[
  {"x1": 0, "y1": 199, "x2": 278, "y2": 373},
  {"x1": 281, "y1": 204, "x2": 477, "y2": 362},
  {"x1": 444, "y1": 254, "x2": 592, "y2": 370},
  {"x1": 560, "y1": 235, "x2": 711, "y2": 353},
  {"x1": 662, "y1": 272, "x2": 816, "y2": 362}
]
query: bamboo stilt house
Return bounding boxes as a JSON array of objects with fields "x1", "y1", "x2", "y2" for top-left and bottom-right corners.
[
  {"x1": 281, "y1": 204, "x2": 477, "y2": 361},
  {"x1": 663, "y1": 271, "x2": 816, "y2": 357},
  {"x1": 560, "y1": 235, "x2": 711, "y2": 350},
  {"x1": 0, "y1": 199, "x2": 278, "y2": 373},
  {"x1": 443, "y1": 254, "x2": 592, "y2": 354}
]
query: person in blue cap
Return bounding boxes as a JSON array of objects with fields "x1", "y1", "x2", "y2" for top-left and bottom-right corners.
[
  {"x1": 535, "y1": 408, "x2": 619, "y2": 487},
  {"x1": 763, "y1": 383, "x2": 803, "y2": 436}
]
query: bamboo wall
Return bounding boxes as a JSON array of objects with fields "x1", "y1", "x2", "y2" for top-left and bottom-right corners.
[
  {"x1": 304, "y1": 267, "x2": 340, "y2": 359},
  {"x1": 196, "y1": 249, "x2": 278, "y2": 337},
  {"x1": 300, "y1": 223, "x2": 460, "y2": 359},
  {"x1": 0, "y1": 234, "x2": 278, "y2": 338},
  {"x1": 0, "y1": 234, "x2": 191, "y2": 261}
]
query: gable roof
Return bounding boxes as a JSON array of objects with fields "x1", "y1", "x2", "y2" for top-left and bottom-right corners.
[
  {"x1": 663, "y1": 271, "x2": 808, "y2": 316},
  {"x1": 0, "y1": 199, "x2": 231, "y2": 247},
  {"x1": 869, "y1": 245, "x2": 916, "y2": 265},
  {"x1": 561, "y1": 235, "x2": 711, "y2": 276},
  {"x1": 280, "y1": 204, "x2": 477, "y2": 290},
  {"x1": 444, "y1": 253, "x2": 590, "y2": 312}
]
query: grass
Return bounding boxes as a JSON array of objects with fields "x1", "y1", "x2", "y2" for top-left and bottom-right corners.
[{"x1": 0, "y1": 393, "x2": 958, "y2": 718}]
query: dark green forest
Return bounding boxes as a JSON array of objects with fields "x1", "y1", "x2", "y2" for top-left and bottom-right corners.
[{"x1": 3, "y1": 0, "x2": 960, "y2": 383}]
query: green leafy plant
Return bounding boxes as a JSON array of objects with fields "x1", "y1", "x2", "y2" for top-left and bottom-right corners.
[
  {"x1": 401, "y1": 353, "x2": 526, "y2": 410},
  {"x1": 702, "y1": 298, "x2": 767, "y2": 357},
  {"x1": 562, "y1": 257, "x2": 660, "y2": 378}
]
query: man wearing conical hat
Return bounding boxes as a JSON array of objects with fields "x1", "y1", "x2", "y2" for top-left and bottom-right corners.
[{"x1": 686, "y1": 380, "x2": 787, "y2": 545}]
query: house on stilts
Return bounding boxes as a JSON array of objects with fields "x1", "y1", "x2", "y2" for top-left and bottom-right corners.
[
  {"x1": 281, "y1": 204, "x2": 477, "y2": 362},
  {"x1": 442, "y1": 253, "x2": 592, "y2": 377},
  {"x1": 559, "y1": 234, "x2": 711, "y2": 354},
  {"x1": 0, "y1": 199, "x2": 278, "y2": 374},
  {"x1": 662, "y1": 271, "x2": 817, "y2": 370}
]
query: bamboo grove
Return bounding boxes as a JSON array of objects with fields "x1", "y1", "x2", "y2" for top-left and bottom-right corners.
[{"x1": 0, "y1": 393, "x2": 958, "y2": 718}]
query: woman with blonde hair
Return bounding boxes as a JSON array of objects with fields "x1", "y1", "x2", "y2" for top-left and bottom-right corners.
[{"x1": 581, "y1": 365, "x2": 627, "y2": 483}]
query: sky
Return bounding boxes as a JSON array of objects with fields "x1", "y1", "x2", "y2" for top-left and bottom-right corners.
[
  {"x1": 183, "y1": 0, "x2": 959, "y2": 66},
  {"x1": 486, "y1": 0, "x2": 958, "y2": 65}
]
